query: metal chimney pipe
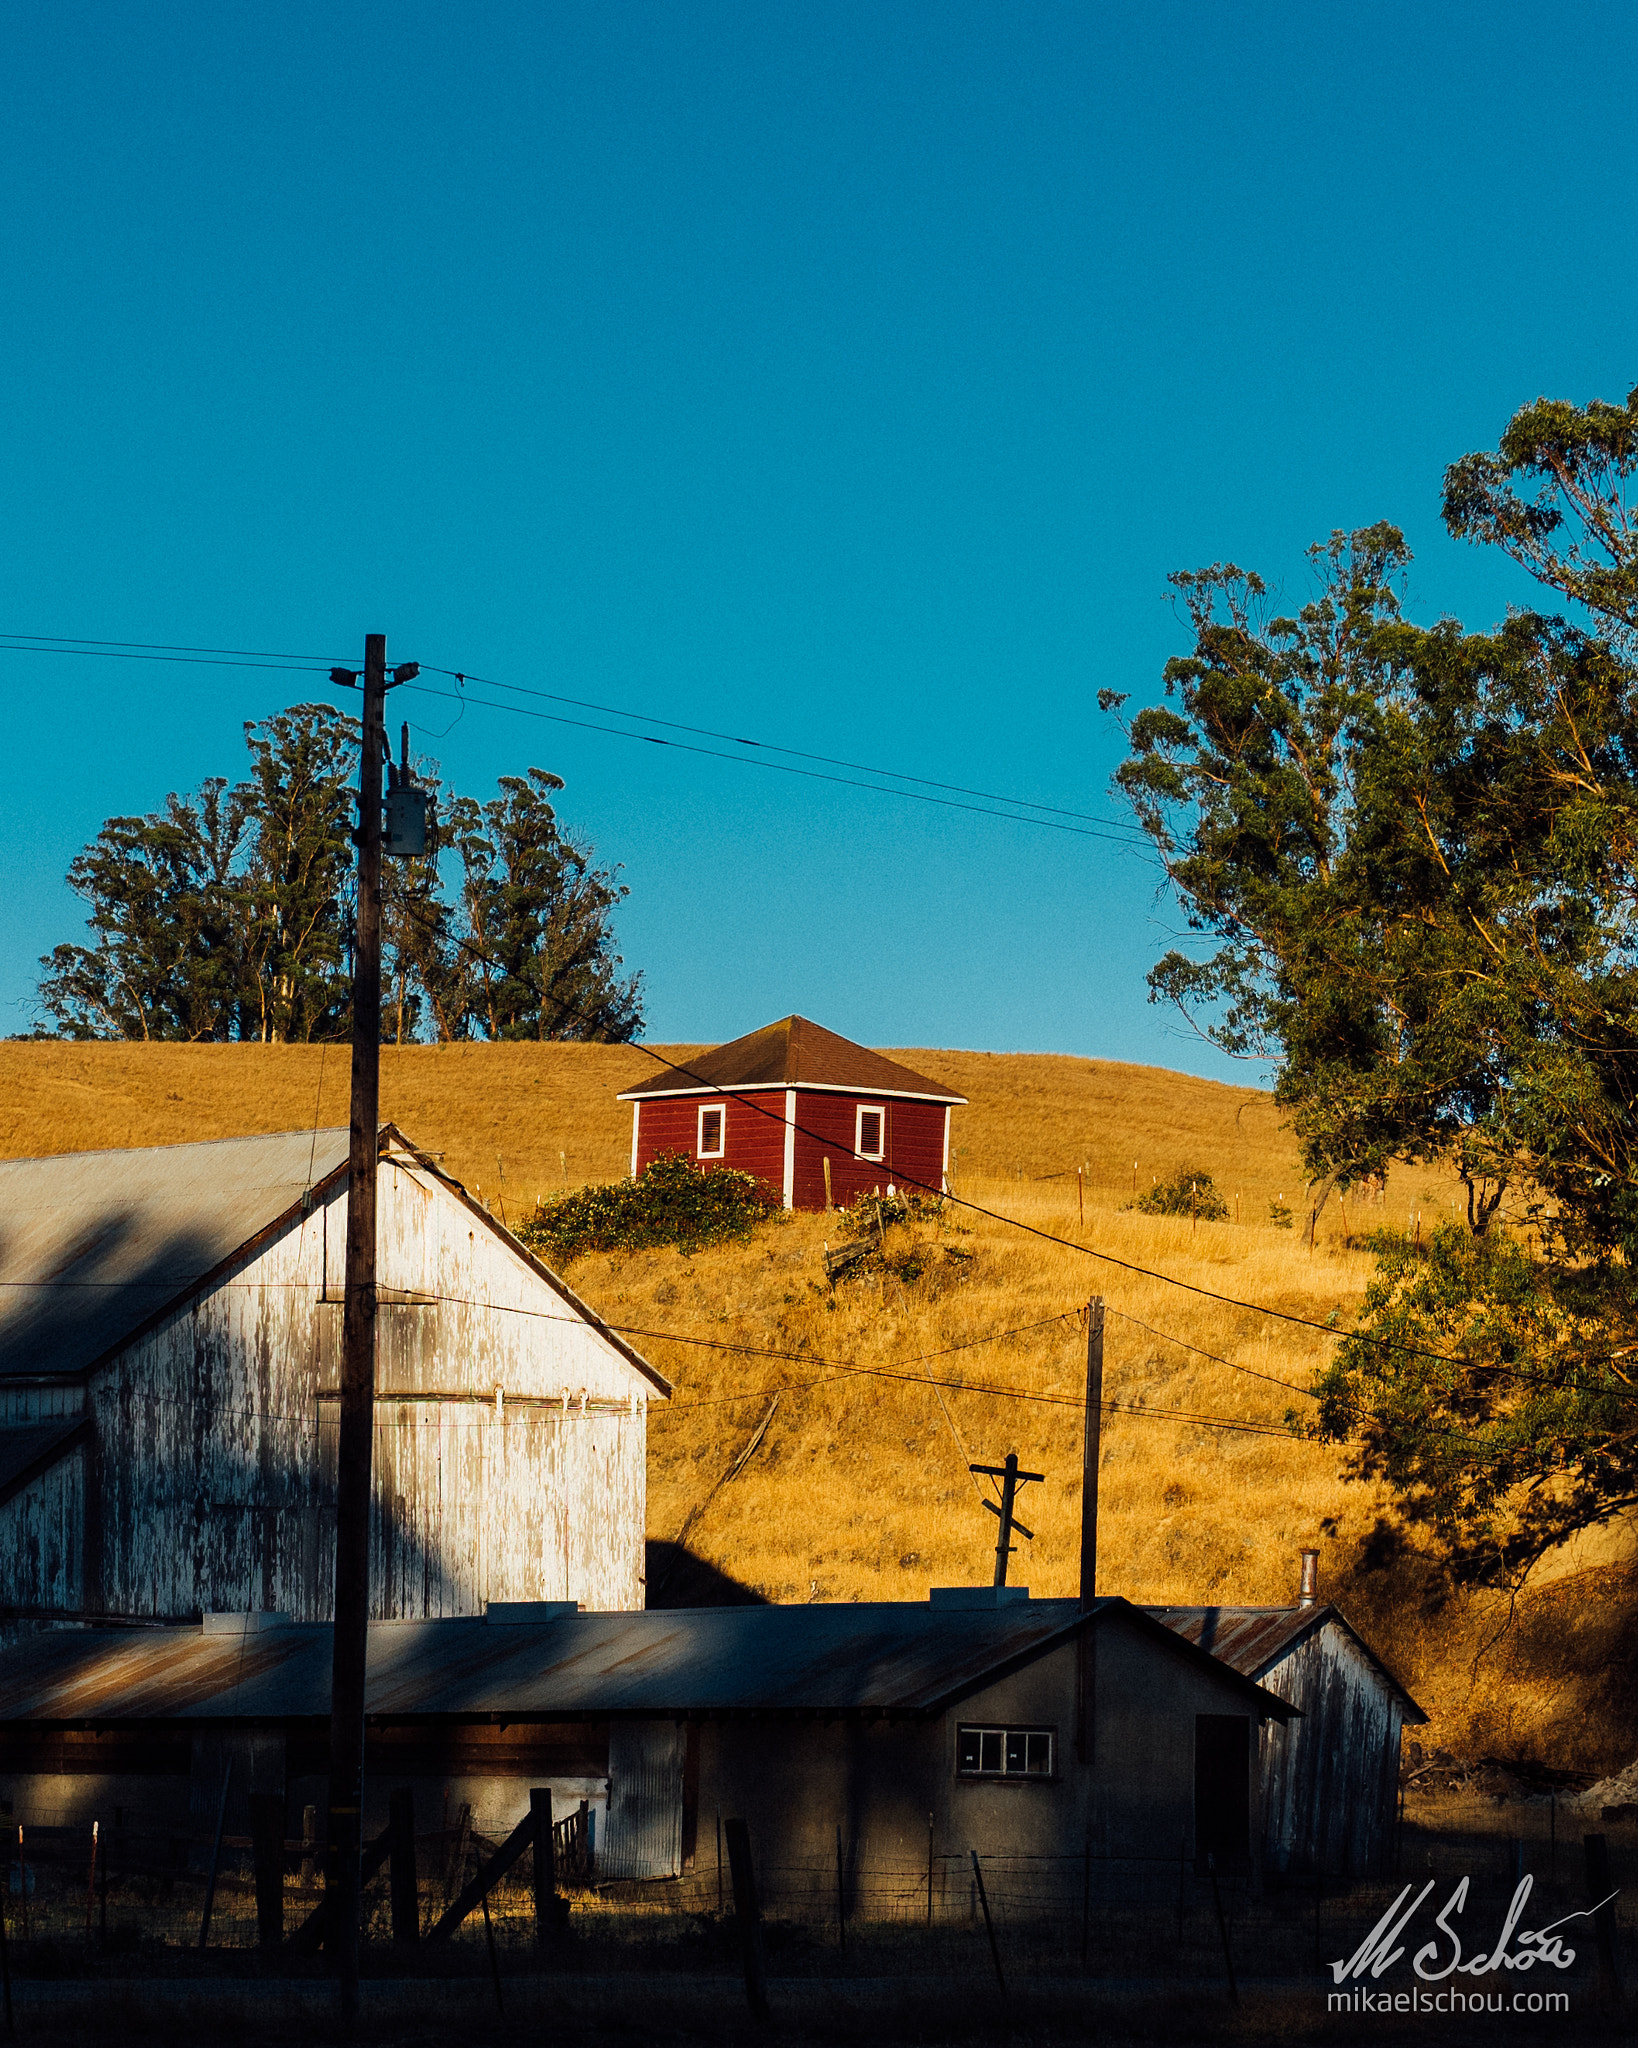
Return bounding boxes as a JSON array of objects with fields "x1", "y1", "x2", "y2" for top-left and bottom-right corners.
[{"x1": 1298, "y1": 1548, "x2": 1320, "y2": 1608}]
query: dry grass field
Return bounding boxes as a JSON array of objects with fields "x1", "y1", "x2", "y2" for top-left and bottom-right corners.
[{"x1": 4, "y1": 1037, "x2": 1635, "y2": 1771}]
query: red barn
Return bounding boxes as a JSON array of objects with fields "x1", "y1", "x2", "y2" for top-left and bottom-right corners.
[{"x1": 617, "y1": 1015, "x2": 966, "y2": 1211}]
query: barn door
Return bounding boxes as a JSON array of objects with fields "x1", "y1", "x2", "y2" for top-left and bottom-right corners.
[{"x1": 600, "y1": 1721, "x2": 686, "y2": 1879}]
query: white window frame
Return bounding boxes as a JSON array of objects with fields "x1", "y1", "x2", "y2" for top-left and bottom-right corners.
[
  {"x1": 696, "y1": 1102, "x2": 727, "y2": 1159},
  {"x1": 955, "y1": 1724, "x2": 1056, "y2": 1780},
  {"x1": 854, "y1": 1102, "x2": 886, "y2": 1162}
]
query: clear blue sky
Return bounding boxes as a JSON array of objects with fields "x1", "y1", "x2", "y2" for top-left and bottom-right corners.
[{"x1": 4, "y1": 1, "x2": 1633, "y2": 1076}]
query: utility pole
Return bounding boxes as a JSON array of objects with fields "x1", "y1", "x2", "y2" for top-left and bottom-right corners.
[
  {"x1": 969, "y1": 1451, "x2": 1044, "y2": 1588},
  {"x1": 1080, "y1": 1297, "x2": 1104, "y2": 1603},
  {"x1": 1076, "y1": 1297, "x2": 1104, "y2": 1767},
  {"x1": 322, "y1": 634, "x2": 422, "y2": 2017},
  {"x1": 323, "y1": 631, "x2": 386, "y2": 2019}
]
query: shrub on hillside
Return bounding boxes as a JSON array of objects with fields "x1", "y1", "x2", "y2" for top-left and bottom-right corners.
[
  {"x1": 515, "y1": 1151, "x2": 780, "y2": 1263},
  {"x1": 1129, "y1": 1167, "x2": 1229, "y2": 1222}
]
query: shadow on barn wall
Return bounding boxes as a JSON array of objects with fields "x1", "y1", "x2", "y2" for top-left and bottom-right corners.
[{"x1": 645, "y1": 1540, "x2": 768, "y2": 1608}]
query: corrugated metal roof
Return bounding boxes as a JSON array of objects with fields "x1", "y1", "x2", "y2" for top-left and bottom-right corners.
[
  {"x1": 618, "y1": 1017, "x2": 966, "y2": 1104},
  {"x1": 0, "y1": 1598, "x2": 1295, "y2": 1724},
  {"x1": 0, "y1": 1127, "x2": 351, "y2": 1381},
  {"x1": 1147, "y1": 1604, "x2": 1426, "y2": 1722}
]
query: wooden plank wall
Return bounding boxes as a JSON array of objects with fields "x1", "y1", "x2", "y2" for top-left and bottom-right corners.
[{"x1": 5, "y1": 1157, "x2": 651, "y2": 1622}]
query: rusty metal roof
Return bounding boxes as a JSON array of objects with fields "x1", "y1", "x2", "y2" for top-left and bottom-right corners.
[
  {"x1": 0, "y1": 1127, "x2": 352, "y2": 1381},
  {"x1": 0, "y1": 1598, "x2": 1294, "y2": 1725},
  {"x1": 1147, "y1": 1605, "x2": 1426, "y2": 1723},
  {"x1": 617, "y1": 1016, "x2": 966, "y2": 1104}
]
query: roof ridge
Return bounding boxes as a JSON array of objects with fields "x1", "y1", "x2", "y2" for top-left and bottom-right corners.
[{"x1": 0, "y1": 1126, "x2": 352, "y2": 1169}]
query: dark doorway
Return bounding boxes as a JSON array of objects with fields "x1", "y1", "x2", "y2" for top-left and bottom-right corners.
[{"x1": 1194, "y1": 1714, "x2": 1250, "y2": 1858}]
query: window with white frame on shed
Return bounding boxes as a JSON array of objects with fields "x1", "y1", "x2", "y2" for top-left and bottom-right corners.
[
  {"x1": 855, "y1": 1103, "x2": 886, "y2": 1161},
  {"x1": 956, "y1": 1725, "x2": 1055, "y2": 1778},
  {"x1": 697, "y1": 1103, "x2": 726, "y2": 1158}
]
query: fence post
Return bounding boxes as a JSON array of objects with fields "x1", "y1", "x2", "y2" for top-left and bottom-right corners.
[
  {"x1": 198, "y1": 1757, "x2": 233, "y2": 1950},
  {"x1": 927, "y1": 1814, "x2": 935, "y2": 1926},
  {"x1": 389, "y1": 1787, "x2": 418, "y2": 1945},
  {"x1": 1585, "y1": 1834, "x2": 1623, "y2": 2002},
  {"x1": 530, "y1": 1788, "x2": 560, "y2": 1949},
  {"x1": 723, "y1": 1818, "x2": 770, "y2": 2020},
  {"x1": 836, "y1": 1824, "x2": 847, "y2": 1954},
  {"x1": 970, "y1": 1850, "x2": 1006, "y2": 1997},
  {"x1": 250, "y1": 1792, "x2": 285, "y2": 1947},
  {"x1": 480, "y1": 1889, "x2": 504, "y2": 2015}
]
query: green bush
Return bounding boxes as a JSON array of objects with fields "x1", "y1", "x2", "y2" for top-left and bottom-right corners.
[
  {"x1": 515, "y1": 1151, "x2": 781, "y2": 1263},
  {"x1": 1130, "y1": 1167, "x2": 1229, "y2": 1222}
]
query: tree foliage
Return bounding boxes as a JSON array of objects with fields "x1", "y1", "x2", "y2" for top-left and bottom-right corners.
[
  {"x1": 1130, "y1": 1166, "x2": 1229, "y2": 1222},
  {"x1": 1107, "y1": 383, "x2": 1638, "y2": 1579},
  {"x1": 35, "y1": 708, "x2": 643, "y2": 1045},
  {"x1": 516, "y1": 1152, "x2": 780, "y2": 1263}
]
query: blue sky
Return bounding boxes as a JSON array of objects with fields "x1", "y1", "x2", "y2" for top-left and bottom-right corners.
[{"x1": 4, "y1": 1, "x2": 1634, "y2": 1076}]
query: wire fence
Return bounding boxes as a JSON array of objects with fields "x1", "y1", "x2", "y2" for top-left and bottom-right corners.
[{"x1": 0, "y1": 1794, "x2": 1633, "y2": 1996}]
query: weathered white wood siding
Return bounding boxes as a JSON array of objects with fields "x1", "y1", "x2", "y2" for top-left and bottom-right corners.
[
  {"x1": 22, "y1": 1153, "x2": 651, "y2": 1623},
  {"x1": 0, "y1": 1447, "x2": 84, "y2": 1613},
  {"x1": 1255, "y1": 1622, "x2": 1403, "y2": 1877}
]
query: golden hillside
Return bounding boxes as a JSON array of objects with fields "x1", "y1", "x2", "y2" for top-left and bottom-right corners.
[{"x1": 3, "y1": 1038, "x2": 1632, "y2": 1769}]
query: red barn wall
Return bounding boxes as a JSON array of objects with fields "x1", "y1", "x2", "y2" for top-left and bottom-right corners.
[
  {"x1": 790, "y1": 1094, "x2": 948, "y2": 1211},
  {"x1": 631, "y1": 1090, "x2": 952, "y2": 1210},
  {"x1": 631, "y1": 1091, "x2": 788, "y2": 1201}
]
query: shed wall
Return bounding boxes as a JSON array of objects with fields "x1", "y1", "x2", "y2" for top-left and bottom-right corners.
[
  {"x1": 0, "y1": 1445, "x2": 85, "y2": 1616},
  {"x1": 689, "y1": 1615, "x2": 1269, "y2": 1892},
  {"x1": 631, "y1": 1090, "x2": 951, "y2": 1210},
  {"x1": 1254, "y1": 1622, "x2": 1403, "y2": 1877},
  {"x1": 789, "y1": 1094, "x2": 948, "y2": 1209},
  {"x1": 632, "y1": 1092, "x2": 787, "y2": 1197}
]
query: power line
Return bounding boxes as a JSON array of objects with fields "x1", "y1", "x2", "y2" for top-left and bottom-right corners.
[
  {"x1": 0, "y1": 640, "x2": 337, "y2": 677},
  {"x1": 395, "y1": 677, "x2": 1145, "y2": 846},
  {"x1": 0, "y1": 629, "x2": 1148, "y2": 849},
  {"x1": 0, "y1": 632, "x2": 351, "y2": 663},
  {"x1": 415, "y1": 662, "x2": 1150, "y2": 840},
  {"x1": 390, "y1": 896, "x2": 1546, "y2": 1386}
]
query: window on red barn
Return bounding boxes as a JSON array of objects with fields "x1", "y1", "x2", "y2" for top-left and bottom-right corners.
[
  {"x1": 855, "y1": 1104, "x2": 885, "y2": 1161},
  {"x1": 697, "y1": 1104, "x2": 726, "y2": 1158}
]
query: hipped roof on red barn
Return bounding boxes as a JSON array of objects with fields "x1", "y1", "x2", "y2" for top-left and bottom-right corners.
[{"x1": 617, "y1": 1015, "x2": 966, "y2": 1105}]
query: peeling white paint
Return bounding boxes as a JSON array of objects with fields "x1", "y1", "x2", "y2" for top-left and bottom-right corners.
[{"x1": 1, "y1": 1157, "x2": 655, "y2": 1622}]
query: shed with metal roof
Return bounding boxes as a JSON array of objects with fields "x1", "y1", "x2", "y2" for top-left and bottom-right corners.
[
  {"x1": 0, "y1": 1125, "x2": 668, "y2": 1632},
  {"x1": 0, "y1": 1591, "x2": 1295, "y2": 1892},
  {"x1": 1150, "y1": 1596, "x2": 1425, "y2": 1879},
  {"x1": 617, "y1": 1015, "x2": 966, "y2": 1210}
]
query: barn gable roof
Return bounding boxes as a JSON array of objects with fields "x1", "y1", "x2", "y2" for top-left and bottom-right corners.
[
  {"x1": 1146, "y1": 1604, "x2": 1427, "y2": 1723},
  {"x1": 0, "y1": 1125, "x2": 669, "y2": 1398},
  {"x1": 0, "y1": 1597, "x2": 1294, "y2": 1724},
  {"x1": 0, "y1": 1126, "x2": 353, "y2": 1383},
  {"x1": 617, "y1": 1015, "x2": 966, "y2": 1105}
]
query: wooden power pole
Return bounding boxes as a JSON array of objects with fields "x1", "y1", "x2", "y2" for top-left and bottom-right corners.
[
  {"x1": 1077, "y1": 1296, "x2": 1104, "y2": 1767},
  {"x1": 1080, "y1": 1296, "x2": 1104, "y2": 1603},
  {"x1": 322, "y1": 631, "x2": 407, "y2": 2019},
  {"x1": 969, "y1": 1451, "x2": 1043, "y2": 1588}
]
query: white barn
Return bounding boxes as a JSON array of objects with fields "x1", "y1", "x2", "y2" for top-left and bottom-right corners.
[{"x1": 0, "y1": 1125, "x2": 668, "y2": 1627}]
